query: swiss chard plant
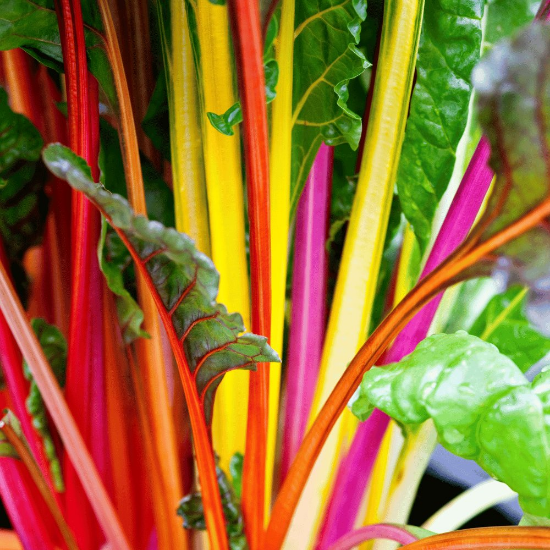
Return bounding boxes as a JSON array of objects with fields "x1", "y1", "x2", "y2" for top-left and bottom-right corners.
[{"x1": 0, "y1": 0, "x2": 549, "y2": 549}]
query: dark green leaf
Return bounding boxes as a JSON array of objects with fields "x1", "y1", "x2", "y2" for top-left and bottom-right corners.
[
  {"x1": 468, "y1": 286, "x2": 550, "y2": 373},
  {"x1": 0, "y1": 0, "x2": 117, "y2": 110},
  {"x1": 43, "y1": 144, "x2": 279, "y2": 423},
  {"x1": 142, "y1": 73, "x2": 171, "y2": 161},
  {"x1": 351, "y1": 331, "x2": 550, "y2": 518},
  {"x1": 23, "y1": 319, "x2": 66, "y2": 491},
  {"x1": 469, "y1": 23, "x2": 550, "y2": 336},
  {"x1": 207, "y1": 104, "x2": 244, "y2": 137},
  {"x1": 177, "y1": 461, "x2": 248, "y2": 549},
  {"x1": 229, "y1": 452, "x2": 244, "y2": 500},
  {"x1": 0, "y1": 87, "x2": 47, "y2": 303},
  {"x1": 289, "y1": 0, "x2": 369, "y2": 218},
  {"x1": 397, "y1": 0, "x2": 484, "y2": 253}
]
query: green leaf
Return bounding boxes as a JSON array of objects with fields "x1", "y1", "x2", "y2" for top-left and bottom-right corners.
[
  {"x1": 0, "y1": 0, "x2": 117, "y2": 110},
  {"x1": 0, "y1": 87, "x2": 47, "y2": 303},
  {"x1": 229, "y1": 452, "x2": 244, "y2": 500},
  {"x1": 469, "y1": 23, "x2": 550, "y2": 336},
  {"x1": 351, "y1": 331, "x2": 550, "y2": 518},
  {"x1": 396, "y1": 0, "x2": 484, "y2": 253},
  {"x1": 207, "y1": 104, "x2": 244, "y2": 137},
  {"x1": 23, "y1": 319, "x2": 66, "y2": 491},
  {"x1": 289, "y1": 0, "x2": 369, "y2": 218},
  {"x1": 98, "y1": 219, "x2": 149, "y2": 344},
  {"x1": 42, "y1": 144, "x2": 280, "y2": 423},
  {"x1": 177, "y1": 461, "x2": 247, "y2": 549},
  {"x1": 468, "y1": 286, "x2": 550, "y2": 373}
]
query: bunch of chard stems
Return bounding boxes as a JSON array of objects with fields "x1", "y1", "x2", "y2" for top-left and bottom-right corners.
[{"x1": 0, "y1": 0, "x2": 548, "y2": 549}]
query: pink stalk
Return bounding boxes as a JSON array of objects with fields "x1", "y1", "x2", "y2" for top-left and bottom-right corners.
[
  {"x1": 316, "y1": 137, "x2": 493, "y2": 548},
  {"x1": 327, "y1": 524, "x2": 418, "y2": 550},
  {"x1": 281, "y1": 144, "x2": 333, "y2": 479}
]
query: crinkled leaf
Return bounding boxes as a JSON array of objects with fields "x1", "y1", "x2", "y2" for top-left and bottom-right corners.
[
  {"x1": 469, "y1": 23, "x2": 550, "y2": 336},
  {"x1": 0, "y1": 87, "x2": 47, "y2": 303},
  {"x1": 289, "y1": 0, "x2": 368, "y2": 218},
  {"x1": 0, "y1": 410, "x2": 22, "y2": 459},
  {"x1": 23, "y1": 319, "x2": 66, "y2": 491},
  {"x1": 397, "y1": 0, "x2": 483, "y2": 253},
  {"x1": 177, "y1": 462, "x2": 247, "y2": 549},
  {"x1": 351, "y1": 332, "x2": 550, "y2": 518},
  {"x1": 98, "y1": 220, "x2": 148, "y2": 344},
  {"x1": 0, "y1": 0, "x2": 117, "y2": 109},
  {"x1": 468, "y1": 286, "x2": 550, "y2": 373},
  {"x1": 43, "y1": 144, "x2": 279, "y2": 423}
]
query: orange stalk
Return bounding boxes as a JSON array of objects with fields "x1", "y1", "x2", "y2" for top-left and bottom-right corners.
[
  {"x1": 227, "y1": 0, "x2": 272, "y2": 545},
  {"x1": 401, "y1": 527, "x2": 550, "y2": 549},
  {"x1": 96, "y1": 3, "x2": 188, "y2": 547},
  {"x1": 0, "y1": 530, "x2": 22, "y2": 550}
]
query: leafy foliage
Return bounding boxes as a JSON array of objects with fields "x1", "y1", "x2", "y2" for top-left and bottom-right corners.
[
  {"x1": 43, "y1": 144, "x2": 279, "y2": 423},
  {"x1": 351, "y1": 332, "x2": 550, "y2": 518},
  {"x1": 0, "y1": 0, "x2": 116, "y2": 108},
  {"x1": 23, "y1": 319, "x2": 66, "y2": 492},
  {"x1": 177, "y1": 461, "x2": 247, "y2": 549},
  {"x1": 397, "y1": 0, "x2": 484, "y2": 253},
  {"x1": 468, "y1": 286, "x2": 550, "y2": 373},
  {"x1": 468, "y1": 23, "x2": 550, "y2": 336},
  {"x1": 0, "y1": 410, "x2": 22, "y2": 459},
  {"x1": 0, "y1": 87, "x2": 47, "y2": 302},
  {"x1": 289, "y1": 0, "x2": 369, "y2": 217}
]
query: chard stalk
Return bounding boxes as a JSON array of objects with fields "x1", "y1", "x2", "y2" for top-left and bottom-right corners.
[
  {"x1": 96, "y1": 4, "x2": 189, "y2": 548},
  {"x1": 0, "y1": 530, "x2": 21, "y2": 550},
  {"x1": 422, "y1": 479, "x2": 517, "y2": 534},
  {"x1": 194, "y1": 0, "x2": 252, "y2": 474},
  {"x1": 0, "y1": 260, "x2": 130, "y2": 549},
  {"x1": 327, "y1": 524, "x2": 418, "y2": 550},
  {"x1": 281, "y1": 144, "x2": 332, "y2": 480},
  {"x1": 228, "y1": 0, "x2": 272, "y2": 543},
  {"x1": 267, "y1": 0, "x2": 295, "y2": 506},
  {"x1": 54, "y1": 2, "x2": 109, "y2": 547},
  {"x1": 286, "y1": 0, "x2": 424, "y2": 545}
]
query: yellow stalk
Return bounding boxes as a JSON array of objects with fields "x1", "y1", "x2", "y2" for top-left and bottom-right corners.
[
  {"x1": 163, "y1": 0, "x2": 211, "y2": 254},
  {"x1": 394, "y1": 224, "x2": 418, "y2": 303},
  {"x1": 194, "y1": 0, "x2": 251, "y2": 471},
  {"x1": 267, "y1": 0, "x2": 295, "y2": 514},
  {"x1": 284, "y1": 1, "x2": 424, "y2": 545}
]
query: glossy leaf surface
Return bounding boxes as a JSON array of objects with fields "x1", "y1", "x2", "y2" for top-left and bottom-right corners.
[
  {"x1": 397, "y1": 0, "x2": 483, "y2": 252},
  {"x1": 352, "y1": 332, "x2": 550, "y2": 518},
  {"x1": 43, "y1": 143, "x2": 279, "y2": 423}
]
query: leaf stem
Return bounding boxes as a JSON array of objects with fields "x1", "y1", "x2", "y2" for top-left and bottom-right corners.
[{"x1": 327, "y1": 524, "x2": 418, "y2": 550}]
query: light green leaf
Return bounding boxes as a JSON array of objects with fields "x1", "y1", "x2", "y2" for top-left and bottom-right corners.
[
  {"x1": 351, "y1": 332, "x2": 550, "y2": 518},
  {"x1": 43, "y1": 143, "x2": 280, "y2": 423},
  {"x1": 0, "y1": 410, "x2": 22, "y2": 459},
  {"x1": 0, "y1": 0, "x2": 117, "y2": 110},
  {"x1": 397, "y1": 0, "x2": 484, "y2": 253},
  {"x1": 290, "y1": 0, "x2": 368, "y2": 218},
  {"x1": 469, "y1": 286, "x2": 550, "y2": 373},
  {"x1": 23, "y1": 319, "x2": 66, "y2": 492}
]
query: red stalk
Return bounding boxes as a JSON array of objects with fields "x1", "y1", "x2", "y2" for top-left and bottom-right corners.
[
  {"x1": 54, "y1": 1, "x2": 109, "y2": 548},
  {"x1": 227, "y1": 0, "x2": 272, "y2": 545}
]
